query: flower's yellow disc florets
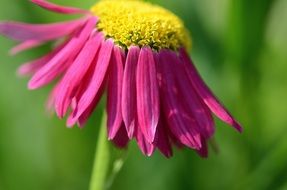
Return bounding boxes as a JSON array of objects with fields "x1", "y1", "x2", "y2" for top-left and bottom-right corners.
[{"x1": 91, "y1": 0, "x2": 191, "y2": 51}]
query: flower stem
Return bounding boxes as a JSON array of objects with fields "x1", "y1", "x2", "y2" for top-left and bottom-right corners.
[{"x1": 89, "y1": 112, "x2": 110, "y2": 190}]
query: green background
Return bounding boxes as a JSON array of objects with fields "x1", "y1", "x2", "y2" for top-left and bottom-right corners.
[{"x1": 1, "y1": 0, "x2": 287, "y2": 189}]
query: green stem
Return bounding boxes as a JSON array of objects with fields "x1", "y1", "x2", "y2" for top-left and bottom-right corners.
[{"x1": 89, "y1": 112, "x2": 110, "y2": 190}]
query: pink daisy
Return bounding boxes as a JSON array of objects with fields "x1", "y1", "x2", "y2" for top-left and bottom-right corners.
[{"x1": 0, "y1": 0, "x2": 242, "y2": 157}]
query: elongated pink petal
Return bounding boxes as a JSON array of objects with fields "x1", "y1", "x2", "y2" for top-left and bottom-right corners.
[
  {"x1": 179, "y1": 48, "x2": 242, "y2": 132},
  {"x1": 17, "y1": 41, "x2": 67, "y2": 76},
  {"x1": 112, "y1": 123, "x2": 129, "y2": 148},
  {"x1": 30, "y1": 0, "x2": 88, "y2": 14},
  {"x1": 76, "y1": 80, "x2": 106, "y2": 128},
  {"x1": 28, "y1": 17, "x2": 97, "y2": 89},
  {"x1": 66, "y1": 59, "x2": 100, "y2": 127},
  {"x1": 46, "y1": 82, "x2": 61, "y2": 113},
  {"x1": 0, "y1": 18, "x2": 86, "y2": 42},
  {"x1": 68, "y1": 39, "x2": 114, "y2": 125},
  {"x1": 136, "y1": 46, "x2": 159, "y2": 143},
  {"x1": 173, "y1": 54, "x2": 215, "y2": 139},
  {"x1": 122, "y1": 46, "x2": 140, "y2": 139},
  {"x1": 169, "y1": 130, "x2": 185, "y2": 149},
  {"x1": 155, "y1": 118, "x2": 173, "y2": 158},
  {"x1": 18, "y1": 54, "x2": 50, "y2": 76},
  {"x1": 135, "y1": 127, "x2": 155, "y2": 156},
  {"x1": 107, "y1": 46, "x2": 125, "y2": 139},
  {"x1": 10, "y1": 40, "x2": 43, "y2": 55},
  {"x1": 157, "y1": 50, "x2": 201, "y2": 150},
  {"x1": 55, "y1": 33, "x2": 103, "y2": 118}
]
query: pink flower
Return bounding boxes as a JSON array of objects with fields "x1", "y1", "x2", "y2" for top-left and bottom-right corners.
[{"x1": 0, "y1": 0, "x2": 242, "y2": 157}]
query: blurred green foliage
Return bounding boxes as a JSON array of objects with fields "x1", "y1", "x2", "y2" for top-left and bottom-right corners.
[{"x1": 0, "y1": 0, "x2": 287, "y2": 190}]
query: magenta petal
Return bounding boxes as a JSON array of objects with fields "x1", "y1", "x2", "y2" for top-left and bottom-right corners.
[
  {"x1": 68, "y1": 39, "x2": 114, "y2": 125},
  {"x1": 0, "y1": 18, "x2": 86, "y2": 42},
  {"x1": 107, "y1": 46, "x2": 124, "y2": 139},
  {"x1": 155, "y1": 119, "x2": 173, "y2": 158},
  {"x1": 18, "y1": 53, "x2": 51, "y2": 76},
  {"x1": 30, "y1": 0, "x2": 88, "y2": 14},
  {"x1": 17, "y1": 41, "x2": 67, "y2": 76},
  {"x1": 135, "y1": 127, "x2": 155, "y2": 156},
  {"x1": 28, "y1": 17, "x2": 97, "y2": 89},
  {"x1": 157, "y1": 50, "x2": 201, "y2": 150},
  {"x1": 136, "y1": 47, "x2": 159, "y2": 143},
  {"x1": 112, "y1": 123, "x2": 129, "y2": 149},
  {"x1": 122, "y1": 46, "x2": 140, "y2": 139},
  {"x1": 179, "y1": 48, "x2": 242, "y2": 132},
  {"x1": 173, "y1": 55, "x2": 215, "y2": 139},
  {"x1": 46, "y1": 83, "x2": 61, "y2": 113},
  {"x1": 10, "y1": 40, "x2": 43, "y2": 55},
  {"x1": 55, "y1": 33, "x2": 103, "y2": 118},
  {"x1": 65, "y1": 60, "x2": 101, "y2": 127},
  {"x1": 196, "y1": 137, "x2": 208, "y2": 158},
  {"x1": 76, "y1": 80, "x2": 106, "y2": 128}
]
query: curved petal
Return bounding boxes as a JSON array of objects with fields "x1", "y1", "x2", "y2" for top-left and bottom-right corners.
[
  {"x1": 136, "y1": 47, "x2": 160, "y2": 143},
  {"x1": 155, "y1": 118, "x2": 173, "y2": 158},
  {"x1": 46, "y1": 82, "x2": 61, "y2": 113},
  {"x1": 173, "y1": 54, "x2": 215, "y2": 139},
  {"x1": 28, "y1": 17, "x2": 97, "y2": 89},
  {"x1": 10, "y1": 40, "x2": 43, "y2": 55},
  {"x1": 135, "y1": 127, "x2": 155, "y2": 156},
  {"x1": 68, "y1": 39, "x2": 114, "y2": 125},
  {"x1": 179, "y1": 48, "x2": 242, "y2": 132},
  {"x1": 30, "y1": 0, "x2": 89, "y2": 14},
  {"x1": 107, "y1": 46, "x2": 125, "y2": 139},
  {"x1": 18, "y1": 52, "x2": 52, "y2": 76},
  {"x1": 54, "y1": 32, "x2": 103, "y2": 118},
  {"x1": 196, "y1": 136, "x2": 208, "y2": 158},
  {"x1": 66, "y1": 59, "x2": 102, "y2": 127},
  {"x1": 17, "y1": 41, "x2": 67, "y2": 76},
  {"x1": 112, "y1": 123, "x2": 129, "y2": 149},
  {"x1": 122, "y1": 46, "x2": 140, "y2": 139},
  {"x1": 0, "y1": 18, "x2": 86, "y2": 42},
  {"x1": 77, "y1": 79, "x2": 106, "y2": 128},
  {"x1": 157, "y1": 50, "x2": 201, "y2": 150}
]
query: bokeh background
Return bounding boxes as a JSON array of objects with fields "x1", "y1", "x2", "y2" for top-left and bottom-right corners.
[{"x1": 0, "y1": 0, "x2": 287, "y2": 189}]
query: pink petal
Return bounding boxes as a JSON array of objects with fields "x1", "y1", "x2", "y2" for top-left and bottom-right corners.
[
  {"x1": 54, "y1": 32, "x2": 103, "y2": 118},
  {"x1": 135, "y1": 127, "x2": 155, "y2": 156},
  {"x1": 66, "y1": 60, "x2": 101, "y2": 127},
  {"x1": 155, "y1": 118, "x2": 173, "y2": 158},
  {"x1": 28, "y1": 17, "x2": 97, "y2": 89},
  {"x1": 30, "y1": 0, "x2": 88, "y2": 14},
  {"x1": 107, "y1": 46, "x2": 125, "y2": 139},
  {"x1": 17, "y1": 41, "x2": 67, "y2": 76},
  {"x1": 46, "y1": 82, "x2": 61, "y2": 113},
  {"x1": 68, "y1": 39, "x2": 114, "y2": 125},
  {"x1": 77, "y1": 80, "x2": 106, "y2": 128},
  {"x1": 112, "y1": 123, "x2": 129, "y2": 149},
  {"x1": 168, "y1": 128, "x2": 185, "y2": 149},
  {"x1": 122, "y1": 46, "x2": 140, "y2": 139},
  {"x1": 196, "y1": 137, "x2": 208, "y2": 158},
  {"x1": 136, "y1": 46, "x2": 160, "y2": 143},
  {"x1": 0, "y1": 18, "x2": 86, "y2": 42},
  {"x1": 179, "y1": 48, "x2": 242, "y2": 132},
  {"x1": 18, "y1": 54, "x2": 50, "y2": 76},
  {"x1": 157, "y1": 50, "x2": 201, "y2": 150},
  {"x1": 173, "y1": 54, "x2": 215, "y2": 139},
  {"x1": 10, "y1": 40, "x2": 43, "y2": 55}
]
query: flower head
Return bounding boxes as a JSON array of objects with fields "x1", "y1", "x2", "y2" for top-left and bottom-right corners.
[
  {"x1": 90, "y1": 0, "x2": 191, "y2": 51},
  {"x1": 0, "y1": 0, "x2": 242, "y2": 157}
]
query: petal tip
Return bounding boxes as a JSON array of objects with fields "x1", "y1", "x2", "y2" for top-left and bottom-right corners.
[
  {"x1": 234, "y1": 121, "x2": 243, "y2": 133},
  {"x1": 27, "y1": 80, "x2": 38, "y2": 90},
  {"x1": 107, "y1": 129, "x2": 117, "y2": 140}
]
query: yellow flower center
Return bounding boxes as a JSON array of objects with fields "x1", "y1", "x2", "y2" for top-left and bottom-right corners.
[{"x1": 90, "y1": 0, "x2": 191, "y2": 51}]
